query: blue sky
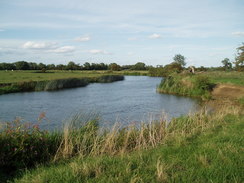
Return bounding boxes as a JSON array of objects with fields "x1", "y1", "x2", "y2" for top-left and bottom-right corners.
[{"x1": 0, "y1": 0, "x2": 243, "y2": 67}]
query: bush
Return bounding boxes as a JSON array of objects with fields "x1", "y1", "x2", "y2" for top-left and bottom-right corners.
[{"x1": 0, "y1": 118, "x2": 61, "y2": 171}]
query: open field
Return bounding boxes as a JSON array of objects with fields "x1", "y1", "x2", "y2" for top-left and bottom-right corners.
[
  {"x1": 198, "y1": 71, "x2": 244, "y2": 86},
  {"x1": 0, "y1": 70, "x2": 148, "y2": 84}
]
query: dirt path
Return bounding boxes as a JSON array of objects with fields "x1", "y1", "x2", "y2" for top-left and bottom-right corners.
[{"x1": 211, "y1": 84, "x2": 244, "y2": 100}]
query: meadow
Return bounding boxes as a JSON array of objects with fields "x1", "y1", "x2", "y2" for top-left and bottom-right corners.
[
  {"x1": 0, "y1": 70, "x2": 147, "y2": 84},
  {"x1": 0, "y1": 70, "x2": 243, "y2": 182}
]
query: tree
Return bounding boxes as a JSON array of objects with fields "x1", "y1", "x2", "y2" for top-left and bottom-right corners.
[
  {"x1": 235, "y1": 43, "x2": 244, "y2": 67},
  {"x1": 108, "y1": 63, "x2": 121, "y2": 71},
  {"x1": 83, "y1": 62, "x2": 91, "y2": 70},
  {"x1": 164, "y1": 62, "x2": 183, "y2": 74},
  {"x1": 173, "y1": 54, "x2": 186, "y2": 67},
  {"x1": 131, "y1": 62, "x2": 146, "y2": 70},
  {"x1": 221, "y1": 58, "x2": 232, "y2": 70},
  {"x1": 67, "y1": 61, "x2": 79, "y2": 70},
  {"x1": 15, "y1": 61, "x2": 30, "y2": 70}
]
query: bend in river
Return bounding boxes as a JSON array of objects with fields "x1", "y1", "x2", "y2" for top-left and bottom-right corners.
[{"x1": 0, "y1": 76, "x2": 199, "y2": 130}]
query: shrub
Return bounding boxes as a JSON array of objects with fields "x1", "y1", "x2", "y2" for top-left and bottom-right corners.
[{"x1": 0, "y1": 118, "x2": 61, "y2": 171}]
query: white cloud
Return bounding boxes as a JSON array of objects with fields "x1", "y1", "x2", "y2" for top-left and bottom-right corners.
[
  {"x1": 74, "y1": 35, "x2": 91, "y2": 42},
  {"x1": 149, "y1": 33, "x2": 161, "y2": 39},
  {"x1": 0, "y1": 29, "x2": 5, "y2": 32},
  {"x1": 22, "y1": 41, "x2": 75, "y2": 53},
  {"x1": 22, "y1": 41, "x2": 57, "y2": 49},
  {"x1": 50, "y1": 46, "x2": 75, "y2": 53},
  {"x1": 232, "y1": 31, "x2": 244, "y2": 37},
  {"x1": 88, "y1": 49, "x2": 112, "y2": 55}
]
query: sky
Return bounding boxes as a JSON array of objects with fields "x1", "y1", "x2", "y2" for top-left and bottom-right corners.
[{"x1": 0, "y1": 0, "x2": 243, "y2": 67}]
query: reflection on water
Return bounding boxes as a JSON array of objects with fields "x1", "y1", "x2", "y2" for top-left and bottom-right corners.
[{"x1": 0, "y1": 76, "x2": 199, "y2": 130}]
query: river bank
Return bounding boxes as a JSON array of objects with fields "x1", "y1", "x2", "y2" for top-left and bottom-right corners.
[
  {"x1": 0, "y1": 71, "x2": 243, "y2": 182},
  {"x1": 0, "y1": 74, "x2": 124, "y2": 95}
]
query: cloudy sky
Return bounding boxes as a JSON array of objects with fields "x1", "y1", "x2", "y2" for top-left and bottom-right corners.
[{"x1": 0, "y1": 0, "x2": 243, "y2": 66}]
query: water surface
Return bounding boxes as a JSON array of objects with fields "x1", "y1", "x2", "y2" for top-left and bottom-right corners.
[{"x1": 0, "y1": 76, "x2": 199, "y2": 129}]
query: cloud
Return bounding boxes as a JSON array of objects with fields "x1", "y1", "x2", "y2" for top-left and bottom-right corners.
[
  {"x1": 0, "y1": 29, "x2": 5, "y2": 32},
  {"x1": 74, "y1": 35, "x2": 91, "y2": 42},
  {"x1": 88, "y1": 49, "x2": 112, "y2": 55},
  {"x1": 22, "y1": 41, "x2": 75, "y2": 53},
  {"x1": 149, "y1": 33, "x2": 161, "y2": 39},
  {"x1": 22, "y1": 41, "x2": 57, "y2": 49},
  {"x1": 232, "y1": 31, "x2": 244, "y2": 37},
  {"x1": 50, "y1": 46, "x2": 75, "y2": 53}
]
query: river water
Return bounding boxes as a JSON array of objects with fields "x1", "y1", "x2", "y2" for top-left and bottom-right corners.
[{"x1": 0, "y1": 76, "x2": 199, "y2": 130}]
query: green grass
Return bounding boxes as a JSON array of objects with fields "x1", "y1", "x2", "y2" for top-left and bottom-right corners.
[
  {"x1": 199, "y1": 71, "x2": 244, "y2": 86},
  {"x1": 10, "y1": 106, "x2": 243, "y2": 183},
  {"x1": 157, "y1": 74, "x2": 214, "y2": 99},
  {"x1": 0, "y1": 71, "x2": 124, "y2": 94},
  {"x1": 0, "y1": 70, "x2": 148, "y2": 84}
]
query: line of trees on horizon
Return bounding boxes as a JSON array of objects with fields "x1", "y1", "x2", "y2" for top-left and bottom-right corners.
[
  {"x1": 0, "y1": 43, "x2": 243, "y2": 74},
  {"x1": 0, "y1": 61, "x2": 149, "y2": 71}
]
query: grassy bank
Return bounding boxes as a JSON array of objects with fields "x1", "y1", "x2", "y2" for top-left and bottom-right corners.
[
  {"x1": 157, "y1": 71, "x2": 244, "y2": 100},
  {"x1": 157, "y1": 74, "x2": 215, "y2": 100},
  {"x1": 1, "y1": 104, "x2": 243, "y2": 182},
  {"x1": 0, "y1": 73, "x2": 124, "y2": 95},
  {"x1": 0, "y1": 70, "x2": 147, "y2": 84}
]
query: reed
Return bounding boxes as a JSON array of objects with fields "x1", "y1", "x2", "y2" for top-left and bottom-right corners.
[
  {"x1": 11, "y1": 104, "x2": 243, "y2": 183},
  {"x1": 0, "y1": 75, "x2": 124, "y2": 94}
]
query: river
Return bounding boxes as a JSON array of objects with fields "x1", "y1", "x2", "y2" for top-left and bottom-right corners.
[{"x1": 0, "y1": 76, "x2": 199, "y2": 130}]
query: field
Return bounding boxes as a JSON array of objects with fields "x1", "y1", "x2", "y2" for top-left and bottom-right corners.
[
  {"x1": 198, "y1": 71, "x2": 244, "y2": 86},
  {"x1": 0, "y1": 70, "x2": 148, "y2": 84}
]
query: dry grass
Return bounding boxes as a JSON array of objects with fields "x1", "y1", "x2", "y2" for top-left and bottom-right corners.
[{"x1": 54, "y1": 104, "x2": 242, "y2": 162}]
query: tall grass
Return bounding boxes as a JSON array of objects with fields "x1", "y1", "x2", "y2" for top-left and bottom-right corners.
[
  {"x1": 10, "y1": 104, "x2": 243, "y2": 182},
  {"x1": 157, "y1": 74, "x2": 215, "y2": 99},
  {"x1": 0, "y1": 75, "x2": 124, "y2": 95}
]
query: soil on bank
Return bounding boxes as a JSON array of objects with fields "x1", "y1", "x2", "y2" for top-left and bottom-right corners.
[{"x1": 211, "y1": 84, "x2": 244, "y2": 100}]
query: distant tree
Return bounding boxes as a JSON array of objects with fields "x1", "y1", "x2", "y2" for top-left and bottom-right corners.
[
  {"x1": 235, "y1": 43, "x2": 244, "y2": 71},
  {"x1": 15, "y1": 61, "x2": 30, "y2": 70},
  {"x1": 83, "y1": 62, "x2": 91, "y2": 70},
  {"x1": 56, "y1": 64, "x2": 65, "y2": 70},
  {"x1": 131, "y1": 62, "x2": 146, "y2": 70},
  {"x1": 108, "y1": 63, "x2": 121, "y2": 71},
  {"x1": 221, "y1": 58, "x2": 232, "y2": 70},
  {"x1": 38, "y1": 63, "x2": 46, "y2": 70},
  {"x1": 173, "y1": 54, "x2": 186, "y2": 67},
  {"x1": 0, "y1": 63, "x2": 15, "y2": 70},
  {"x1": 28, "y1": 62, "x2": 38, "y2": 70},
  {"x1": 164, "y1": 62, "x2": 183, "y2": 74},
  {"x1": 47, "y1": 64, "x2": 56, "y2": 70},
  {"x1": 67, "y1": 61, "x2": 79, "y2": 70}
]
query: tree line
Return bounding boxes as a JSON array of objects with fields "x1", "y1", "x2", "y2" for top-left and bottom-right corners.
[
  {"x1": 1, "y1": 44, "x2": 243, "y2": 73},
  {"x1": 0, "y1": 61, "x2": 148, "y2": 71}
]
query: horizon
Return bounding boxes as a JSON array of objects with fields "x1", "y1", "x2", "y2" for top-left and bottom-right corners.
[{"x1": 0, "y1": 0, "x2": 243, "y2": 67}]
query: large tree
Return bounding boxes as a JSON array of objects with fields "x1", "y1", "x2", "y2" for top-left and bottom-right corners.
[
  {"x1": 236, "y1": 43, "x2": 244, "y2": 66},
  {"x1": 173, "y1": 54, "x2": 186, "y2": 67}
]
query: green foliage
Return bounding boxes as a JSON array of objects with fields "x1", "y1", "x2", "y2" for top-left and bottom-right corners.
[
  {"x1": 0, "y1": 118, "x2": 61, "y2": 171},
  {"x1": 221, "y1": 58, "x2": 232, "y2": 70},
  {"x1": 108, "y1": 63, "x2": 121, "y2": 71},
  {"x1": 158, "y1": 74, "x2": 213, "y2": 99},
  {"x1": 173, "y1": 54, "x2": 186, "y2": 67},
  {"x1": 131, "y1": 62, "x2": 147, "y2": 70},
  {"x1": 235, "y1": 43, "x2": 244, "y2": 68},
  {"x1": 0, "y1": 72, "x2": 124, "y2": 94},
  {"x1": 12, "y1": 108, "x2": 244, "y2": 183}
]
